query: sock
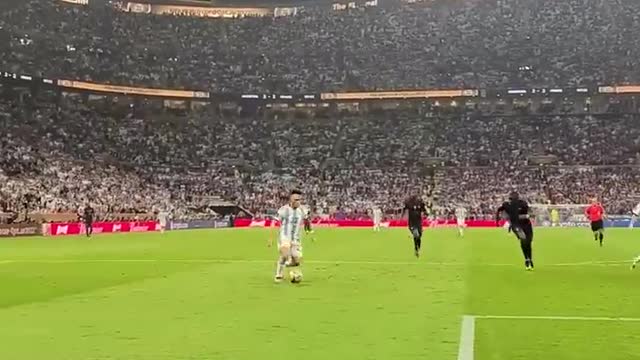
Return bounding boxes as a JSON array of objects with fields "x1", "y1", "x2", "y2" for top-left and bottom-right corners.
[
  {"x1": 414, "y1": 236, "x2": 422, "y2": 251},
  {"x1": 594, "y1": 233, "x2": 598, "y2": 241},
  {"x1": 275, "y1": 256, "x2": 286, "y2": 277},
  {"x1": 599, "y1": 233, "x2": 604, "y2": 242},
  {"x1": 520, "y1": 242, "x2": 528, "y2": 261},
  {"x1": 459, "y1": 227, "x2": 464, "y2": 236}
]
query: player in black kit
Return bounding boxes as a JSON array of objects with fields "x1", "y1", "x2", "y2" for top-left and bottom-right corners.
[
  {"x1": 82, "y1": 204, "x2": 95, "y2": 238},
  {"x1": 403, "y1": 195, "x2": 428, "y2": 258},
  {"x1": 496, "y1": 192, "x2": 535, "y2": 270}
]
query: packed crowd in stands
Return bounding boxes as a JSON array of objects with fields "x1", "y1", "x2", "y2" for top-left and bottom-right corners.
[
  {"x1": 2, "y1": 99, "x2": 640, "y2": 222},
  {"x1": 1, "y1": 0, "x2": 640, "y2": 222},
  {"x1": 1, "y1": 0, "x2": 640, "y2": 92}
]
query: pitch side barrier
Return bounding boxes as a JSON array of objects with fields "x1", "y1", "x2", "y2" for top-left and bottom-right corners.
[
  {"x1": 0, "y1": 219, "x2": 232, "y2": 238},
  {"x1": 239, "y1": 217, "x2": 640, "y2": 229},
  {"x1": 233, "y1": 219, "x2": 508, "y2": 228},
  {"x1": 541, "y1": 216, "x2": 640, "y2": 228},
  {"x1": 169, "y1": 219, "x2": 232, "y2": 230},
  {"x1": 44, "y1": 221, "x2": 159, "y2": 236},
  {"x1": 6, "y1": 217, "x2": 633, "y2": 238},
  {"x1": 0, "y1": 223, "x2": 42, "y2": 238}
]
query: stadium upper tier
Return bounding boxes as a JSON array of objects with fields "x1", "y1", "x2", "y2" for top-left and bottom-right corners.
[{"x1": 1, "y1": 0, "x2": 640, "y2": 93}]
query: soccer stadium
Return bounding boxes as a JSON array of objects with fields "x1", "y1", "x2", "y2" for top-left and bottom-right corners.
[{"x1": 1, "y1": 0, "x2": 640, "y2": 359}]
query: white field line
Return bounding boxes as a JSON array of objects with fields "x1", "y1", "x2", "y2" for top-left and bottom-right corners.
[
  {"x1": 458, "y1": 314, "x2": 640, "y2": 360},
  {"x1": 0, "y1": 259, "x2": 632, "y2": 266},
  {"x1": 474, "y1": 314, "x2": 640, "y2": 322},
  {"x1": 457, "y1": 315, "x2": 475, "y2": 360}
]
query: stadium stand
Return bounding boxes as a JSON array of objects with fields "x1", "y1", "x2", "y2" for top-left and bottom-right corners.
[
  {"x1": 1, "y1": 0, "x2": 640, "y2": 92},
  {"x1": 2, "y1": 99, "x2": 640, "y2": 221},
  {"x1": 1, "y1": 0, "x2": 640, "y2": 223}
]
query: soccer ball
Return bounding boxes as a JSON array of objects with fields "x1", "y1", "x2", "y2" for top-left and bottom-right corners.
[{"x1": 289, "y1": 270, "x2": 303, "y2": 284}]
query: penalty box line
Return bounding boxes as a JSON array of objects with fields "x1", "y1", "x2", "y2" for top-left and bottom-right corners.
[
  {"x1": 0, "y1": 259, "x2": 632, "y2": 267},
  {"x1": 457, "y1": 314, "x2": 640, "y2": 360}
]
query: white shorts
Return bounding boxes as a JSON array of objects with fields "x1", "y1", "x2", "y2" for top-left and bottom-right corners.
[
  {"x1": 159, "y1": 220, "x2": 167, "y2": 227},
  {"x1": 291, "y1": 243, "x2": 303, "y2": 258},
  {"x1": 279, "y1": 239, "x2": 303, "y2": 258},
  {"x1": 457, "y1": 219, "x2": 465, "y2": 227}
]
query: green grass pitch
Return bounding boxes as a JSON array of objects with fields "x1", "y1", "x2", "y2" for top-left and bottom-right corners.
[{"x1": 1, "y1": 227, "x2": 640, "y2": 360}]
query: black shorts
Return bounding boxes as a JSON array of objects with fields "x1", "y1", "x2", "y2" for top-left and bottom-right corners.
[
  {"x1": 591, "y1": 220, "x2": 604, "y2": 232},
  {"x1": 84, "y1": 221, "x2": 93, "y2": 228},
  {"x1": 409, "y1": 223, "x2": 423, "y2": 238},
  {"x1": 511, "y1": 222, "x2": 533, "y2": 242}
]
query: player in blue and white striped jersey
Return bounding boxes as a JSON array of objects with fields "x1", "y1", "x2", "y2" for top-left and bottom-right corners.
[
  {"x1": 269, "y1": 190, "x2": 306, "y2": 282},
  {"x1": 455, "y1": 206, "x2": 467, "y2": 237}
]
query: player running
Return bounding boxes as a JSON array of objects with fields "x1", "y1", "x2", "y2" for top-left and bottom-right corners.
[
  {"x1": 496, "y1": 192, "x2": 535, "y2": 270},
  {"x1": 455, "y1": 205, "x2": 467, "y2": 237},
  {"x1": 269, "y1": 190, "x2": 305, "y2": 283},
  {"x1": 584, "y1": 199, "x2": 605, "y2": 247},
  {"x1": 403, "y1": 195, "x2": 428, "y2": 258},
  {"x1": 372, "y1": 205, "x2": 383, "y2": 232}
]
